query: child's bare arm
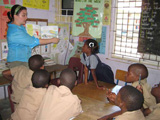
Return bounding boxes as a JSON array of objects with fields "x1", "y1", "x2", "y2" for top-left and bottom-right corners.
[
  {"x1": 84, "y1": 65, "x2": 88, "y2": 85},
  {"x1": 143, "y1": 108, "x2": 151, "y2": 116},
  {"x1": 106, "y1": 89, "x2": 117, "y2": 104},
  {"x1": 97, "y1": 110, "x2": 122, "y2": 120},
  {"x1": 2, "y1": 69, "x2": 13, "y2": 81},
  {"x1": 90, "y1": 69, "x2": 105, "y2": 90}
]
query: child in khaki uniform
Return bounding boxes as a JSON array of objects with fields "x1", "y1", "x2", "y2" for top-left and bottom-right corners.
[
  {"x1": 106, "y1": 63, "x2": 156, "y2": 108},
  {"x1": 11, "y1": 69, "x2": 49, "y2": 120},
  {"x1": 126, "y1": 63, "x2": 156, "y2": 109},
  {"x1": 35, "y1": 68, "x2": 82, "y2": 120},
  {"x1": 98, "y1": 63, "x2": 156, "y2": 120},
  {"x1": 2, "y1": 54, "x2": 44, "y2": 109},
  {"x1": 114, "y1": 85, "x2": 145, "y2": 120},
  {"x1": 143, "y1": 83, "x2": 160, "y2": 120}
]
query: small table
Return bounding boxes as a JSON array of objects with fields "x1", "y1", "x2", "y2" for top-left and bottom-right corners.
[
  {"x1": 45, "y1": 64, "x2": 68, "y2": 78},
  {"x1": 0, "y1": 76, "x2": 11, "y2": 99}
]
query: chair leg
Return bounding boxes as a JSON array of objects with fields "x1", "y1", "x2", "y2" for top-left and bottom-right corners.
[{"x1": 3, "y1": 86, "x2": 6, "y2": 99}]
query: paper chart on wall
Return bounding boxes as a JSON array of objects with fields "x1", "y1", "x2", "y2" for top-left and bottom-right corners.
[
  {"x1": 1, "y1": 42, "x2": 8, "y2": 60},
  {"x1": 98, "y1": 26, "x2": 107, "y2": 54},
  {"x1": 0, "y1": 0, "x2": 15, "y2": 5},
  {"x1": 23, "y1": 0, "x2": 49, "y2": 10},
  {"x1": 0, "y1": 6, "x2": 11, "y2": 39},
  {"x1": 49, "y1": 23, "x2": 71, "y2": 65},
  {"x1": 72, "y1": 0, "x2": 104, "y2": 38},
  {"x1": 103, "y1": 0, "x2": 112, "y2": 25}
]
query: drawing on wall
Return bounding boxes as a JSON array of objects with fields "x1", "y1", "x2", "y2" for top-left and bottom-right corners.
[
  {"x1": 23, "y1": 0, "x2": 49, "y2": 10},
  {"x1": 66, "y1": 41, "x2": 84, "y2": 64},
  {"x1": 1, "y1": 42, "x2": 8, "y2": 60},
  {"x1": 72, "y1": 0, "x2": 104, "y2": 38},
  {"x1": 0, "y1": 6, "x2": 11, "y2": 39},
  {"x1": 0, "y1": 0, "x2": 15, "y2": 5},
  {"x1": 75, "y1": 4, "x2": 100, "y2": 37},
  {"x1": 49, "y1": 23, "x2": 72, "y2": 65},
  {"x1": 103, "y1": 0, "x2": 112, "y2": 25}
]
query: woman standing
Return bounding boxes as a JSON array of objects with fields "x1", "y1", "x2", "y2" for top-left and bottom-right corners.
[{"x1": 7, "y1": 4, "x2": 59, "y2": 68}]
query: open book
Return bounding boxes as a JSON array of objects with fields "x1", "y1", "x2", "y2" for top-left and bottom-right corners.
[{"x1": 26, "y1": 24, "x2": 58, "y2": 65}]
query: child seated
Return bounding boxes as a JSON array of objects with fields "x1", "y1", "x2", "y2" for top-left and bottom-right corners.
[
  {"x1": 113, "y1": 85, "x2": 145, "y2": 120},
  {"x1": 11, "y1": 69, "x2": 49, "y2": 120},
  {"x1": 144, "y1": 83, "x2": 160, "y2": 120},
  {"x1": 35, "y1": 68, "x2": 82, "y2": 120},
  {"x1": 2, "y1": 54, "x2": 44, "y2": 109},
  {"x1": 107, "y1": 63, "x2": 156, "y2": 109}
]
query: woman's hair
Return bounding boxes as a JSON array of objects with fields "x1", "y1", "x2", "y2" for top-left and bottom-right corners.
[
  {"x1": 85, "y1": 39, "x2": 99, "y2": 54},
  {"x1": 7, "y1": 4, "x2": 27, "y2": 24}
]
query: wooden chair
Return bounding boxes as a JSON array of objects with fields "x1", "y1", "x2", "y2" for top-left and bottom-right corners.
[
  {"x1": 8, "y1": 85, "x2": 14, "y2": 113},
  {"x1": 68, "y1": 57, "x2": 84, "y2": 84},
  {"x1": 115, "y1": 69, "x2": 127, "y2": 86}
]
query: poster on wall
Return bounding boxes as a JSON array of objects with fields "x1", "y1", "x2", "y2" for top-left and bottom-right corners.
[
  {"x1": 0, "y1": 6, "x2": 11, "y2": 39},
  {"x1": 103, "y1": 0, "x2": 112, "y2": 25},
  {"x1": 72, "y1": 0, "x2": 104, "y2": 38},
  {"x1": 98, "y1": 26, "x2": 107, "y2": 54},
  {"x1": 23, "y1": 0, "x2": 49, "y2": 10},
  {"x1": 0, "y1": 0, "x2": 15, "y2": 5}
]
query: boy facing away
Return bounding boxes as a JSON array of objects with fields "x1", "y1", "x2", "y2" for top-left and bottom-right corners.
[
  {"x1": 11, "y1": 69, "x2": 49, "y2": 120},
  {"x1": 114, "y1": 85, "x2": 145, "y2": 120},
  {"x1": 2, "y1": 54, "x2": 44, "y2": 109},
  {"x1": 35, "y1": 68, "x2": 82, "y2": 120}
]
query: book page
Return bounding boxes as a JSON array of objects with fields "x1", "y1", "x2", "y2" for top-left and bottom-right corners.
[{"x1": 41, "y1": 26, "x2": 58, "y2": 39}]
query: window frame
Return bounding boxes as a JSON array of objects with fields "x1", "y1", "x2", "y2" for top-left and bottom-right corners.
[{"x1": 109, "y1": 0, "x2": 160, "y2": 69}]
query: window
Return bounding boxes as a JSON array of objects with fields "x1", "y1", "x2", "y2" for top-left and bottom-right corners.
[
  {"x1": 55, "y1": 0, "x2": 73, "y2": 23},
  {"x1": 112, "y1": 0, "x2": 160, "y2": 67}
]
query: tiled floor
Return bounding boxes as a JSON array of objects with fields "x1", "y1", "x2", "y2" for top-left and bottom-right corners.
[{"x1": 0, "y1": 98, "x2": 11, "y2": 120}]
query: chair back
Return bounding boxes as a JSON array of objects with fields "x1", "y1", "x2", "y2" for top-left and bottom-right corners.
[
  {"x1": 68, "y1": 57, "x2": 84, "y2": 83},
  {"x1": 8, "y1": 85, "x2": 14, "y2": 113},
  {"x1": 115, "y1": 69, "x2": 127, "y2": 85}
]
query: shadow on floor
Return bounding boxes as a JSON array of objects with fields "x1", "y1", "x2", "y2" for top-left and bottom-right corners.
[{"x1": 0, "y1": 98, "x2": 11, "y2": 120}]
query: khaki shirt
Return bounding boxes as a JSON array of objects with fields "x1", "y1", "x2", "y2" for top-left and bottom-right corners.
[
  {"x1": 132, "y1": 79, "x2": 156, "y2": 108},
  {"x1": 115, "y1": 110, "x2": 145, "y2": 120},
  {"x1": 146, "y1": 103, "x2": 160, "y2": 120},
  {"x1": 11, "y1": 65, "x2": 33, "y2": 103},
  {"x1": 11, "y1": 86, "x2": 46, "y2": 120},
  {"x1": 35, "y1": 85, "x2": 82, "y2": 120}
]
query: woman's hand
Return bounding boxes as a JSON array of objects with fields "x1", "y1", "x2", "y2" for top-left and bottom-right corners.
[{"x1": 51, "y1": 37, "x2": 59, "y2": 43}]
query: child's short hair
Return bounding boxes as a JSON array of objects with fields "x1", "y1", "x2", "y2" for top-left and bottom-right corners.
[
  {"x1": 28, "y1": 54, "x2": 44, "y2": 71},
  {"x1": 128, "y1": 63, "x2": 148, "y2": 79},
  {"x1": 31, "y1": 69, "x2": 50, "y2": 88},
  {"x1": 119, "y1": 85, "x2": 144, "y2": 111},
  {"x1": 85, "y1": 39, "x2": 99, "y2": 54},
  {"x1": 60, "y1": 68, "x2": 76, "y2": 90}
]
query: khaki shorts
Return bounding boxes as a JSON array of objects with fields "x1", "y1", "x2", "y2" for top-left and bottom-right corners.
[{"x1": 7, "y1": 61, "x2": 28, "y2": 68}]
